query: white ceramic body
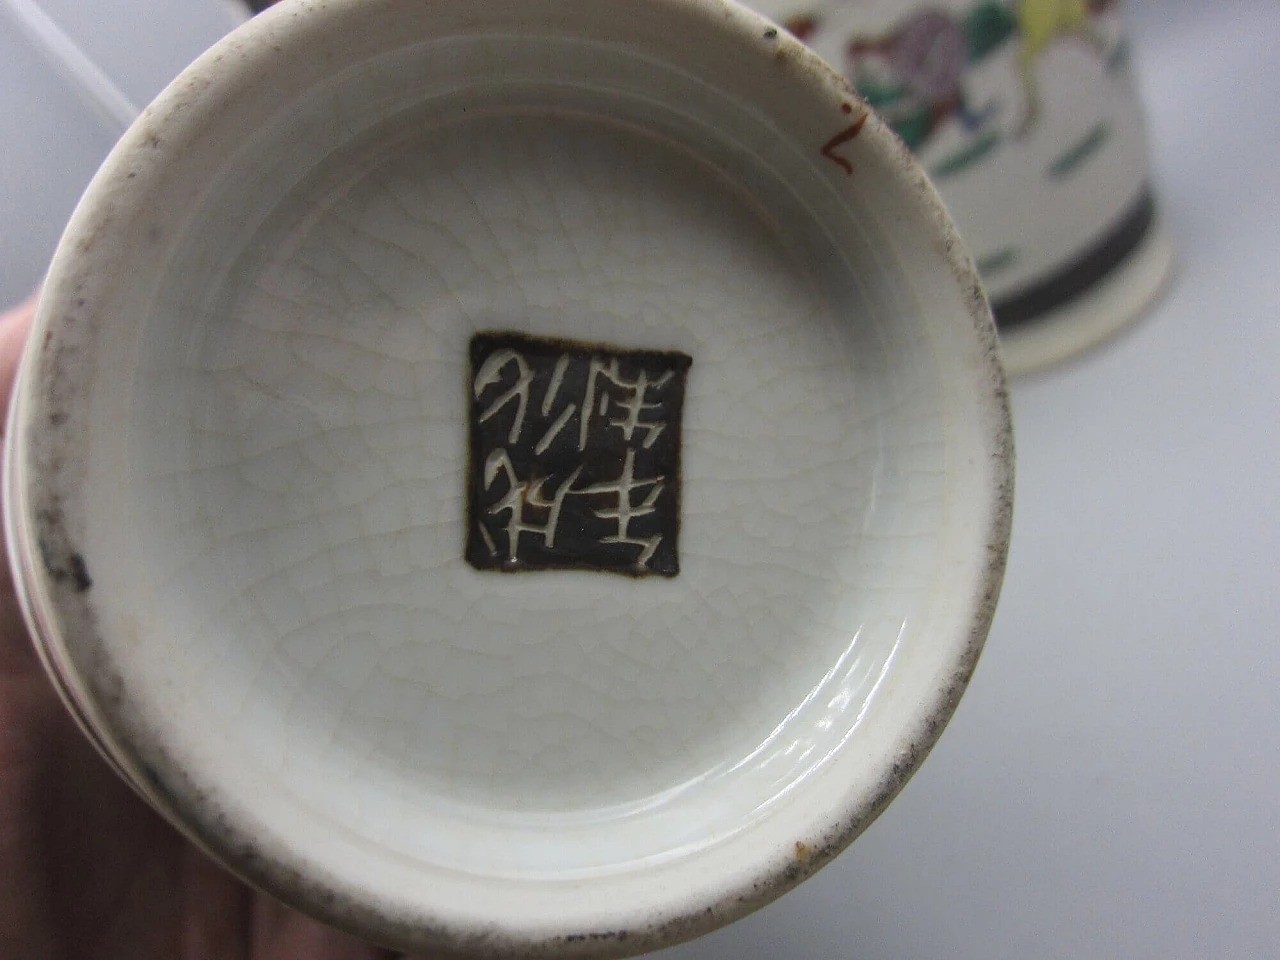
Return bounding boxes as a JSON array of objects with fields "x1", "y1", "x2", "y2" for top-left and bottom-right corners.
[
  {"x1": 751, "y1": 0, "x2": 1174, "y2": 373},
  {"x1": 4, "y1": 0, "x2": 1012, "y2": 956}
]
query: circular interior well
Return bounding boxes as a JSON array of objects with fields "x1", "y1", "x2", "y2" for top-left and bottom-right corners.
[{"x1": 58, "y1": 27, "x2": 969, "y2": 890}]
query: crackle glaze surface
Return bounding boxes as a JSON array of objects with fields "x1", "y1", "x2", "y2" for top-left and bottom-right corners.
[
  {"x1": 132, "y1": 107, "x2": 937, "y2": 856},
  {"x1": 4, "y1": 0, "x2": 1012, "y2": 956}
]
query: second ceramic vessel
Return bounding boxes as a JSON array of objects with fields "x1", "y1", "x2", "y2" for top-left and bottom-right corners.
[{"x1": 755, "y1": 0, "x2": 1174, "y2": 373}]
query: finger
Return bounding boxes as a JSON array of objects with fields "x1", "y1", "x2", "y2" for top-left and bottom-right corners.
[
  {"x1": 0, "y1": 294, "x2": 61, "y2": 959},
  {"x1": 0, "y1": 291, "x2": 37, "y2": 429},
  {"x1": 178, "y1": 843, "x2": 252, "y2": 960},
  {"x1": 251, "y1": 894, "x2": 397, "y2": 960},
  {"x1": 0, "y1": 293, "x2": 41, "y2": 679},
  {"x1": 0, "y1": 288, "x2": 62, "y2": 954}
]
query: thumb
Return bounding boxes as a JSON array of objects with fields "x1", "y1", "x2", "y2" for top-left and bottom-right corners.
[
  {"x1": 0, "y1": 292, "x2": 38, "y2": 429},
  {"x1": 0, "y1": 291, "x2": 40, "y2": 677}
]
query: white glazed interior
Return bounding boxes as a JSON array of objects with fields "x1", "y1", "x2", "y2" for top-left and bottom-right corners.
[{"x1": 6, "y1": 0, "x2": 1010, "y2": 953}]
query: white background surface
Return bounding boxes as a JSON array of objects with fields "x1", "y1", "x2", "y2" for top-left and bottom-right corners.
[{"x1": 2, "y1": 0, "x2": 1277, "y2": 957}]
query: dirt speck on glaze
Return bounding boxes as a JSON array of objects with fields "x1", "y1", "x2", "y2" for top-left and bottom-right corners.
[{"x1": 34, "y1": 498, "x2": 93, "y2": 593}]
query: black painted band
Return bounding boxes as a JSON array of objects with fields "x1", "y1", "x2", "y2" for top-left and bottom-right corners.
[{"x1": 992, "y1": 187, "x2": 1156, "y2": 330}]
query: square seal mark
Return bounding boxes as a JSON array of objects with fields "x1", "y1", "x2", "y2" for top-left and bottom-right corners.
[{"x1": 467, "y1": 331, "x2": 691, "y2": 577}]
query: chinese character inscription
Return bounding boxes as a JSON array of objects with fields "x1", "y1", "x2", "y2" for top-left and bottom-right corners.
[{"x1": 467, "y1": 332, "x2": 691, "y2": 577}]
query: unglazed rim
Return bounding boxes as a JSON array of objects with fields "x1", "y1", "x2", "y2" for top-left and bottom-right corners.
[{"x1": 3, "y1": 0, "x2": 1014, "y2": 956}]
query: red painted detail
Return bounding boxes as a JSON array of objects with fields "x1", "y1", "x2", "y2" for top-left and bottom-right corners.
[
  {"x1": 841, "y1": 103, "x2": 853, "y2": 114},
  {"x1": 820, "y1": 113, "x2": 868, "y2": 175},
  {"x1": 783, "y1": 15, "x2": 819, "y2": 42}
]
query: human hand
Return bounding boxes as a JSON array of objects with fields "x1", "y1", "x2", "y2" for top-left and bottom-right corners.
[{"x1": 0, "y1": 295, "x2": 412, "y2": 960}]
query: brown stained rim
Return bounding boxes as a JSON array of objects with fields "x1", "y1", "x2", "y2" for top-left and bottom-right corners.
[{"x1": 8, "y1": 0, "x2": 1014, "y2": 956}]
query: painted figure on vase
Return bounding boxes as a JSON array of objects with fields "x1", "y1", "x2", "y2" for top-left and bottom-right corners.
[{"x1": 784, "y1": 0, "x2": 1126, "y2": 161}]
